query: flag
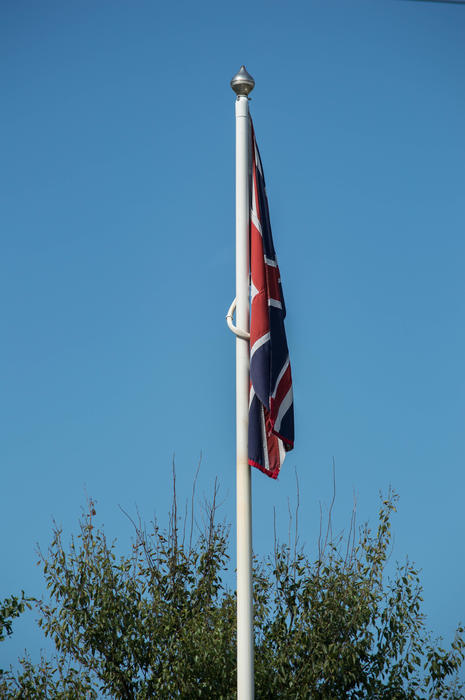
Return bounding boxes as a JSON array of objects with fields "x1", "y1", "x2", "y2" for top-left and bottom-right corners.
[{"x1": 248, "y1": 121, "x2": 294, "y2": 479}]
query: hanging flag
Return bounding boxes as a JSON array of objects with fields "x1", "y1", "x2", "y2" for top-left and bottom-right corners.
[{"x1": 248, "y1": 121, "x2": 294, "y2": 479}]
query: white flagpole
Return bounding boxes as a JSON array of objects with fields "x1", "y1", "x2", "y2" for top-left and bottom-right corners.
[{"x1": 231, "y1": 65, "x2": 255, "y2": 700}]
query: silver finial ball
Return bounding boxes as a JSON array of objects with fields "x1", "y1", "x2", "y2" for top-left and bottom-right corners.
[{"x1": 231, "y1": 65, "x2": 255, "y2": 96}]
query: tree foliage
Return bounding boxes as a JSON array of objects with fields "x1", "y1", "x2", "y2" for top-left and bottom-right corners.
[
  {"x1": 1, "y1": 483, "x2": 463, "y2": 699},
  {"x1": 0, "y1": 593, "x2": 31, "y2": 644}
]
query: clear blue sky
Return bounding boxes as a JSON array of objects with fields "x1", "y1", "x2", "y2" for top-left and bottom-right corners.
[{"x1": 1, "y1": 0, "x2": 464, "y2": 673}]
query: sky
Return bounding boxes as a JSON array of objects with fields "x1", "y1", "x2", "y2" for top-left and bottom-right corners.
[{"x1": 1, "y1": 0, "x2": 464, "y2": 676}]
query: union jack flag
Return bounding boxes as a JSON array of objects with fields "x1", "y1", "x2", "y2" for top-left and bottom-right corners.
[{"x1": 248, "y1": 121, "x2": 294, "y2": 479}]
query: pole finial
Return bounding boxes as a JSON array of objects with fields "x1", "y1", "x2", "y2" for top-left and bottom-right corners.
[{"x1": 231, "y1": 65, "x2": 255, "y2": 96}]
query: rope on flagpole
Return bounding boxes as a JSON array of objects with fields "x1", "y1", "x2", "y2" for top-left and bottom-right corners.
[{"x1": 226, "y1": 297, "x2": 250, "y2": 340}]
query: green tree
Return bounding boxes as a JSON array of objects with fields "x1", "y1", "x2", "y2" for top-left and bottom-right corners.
[
  {"x1": 1, "y1": 592, "x2": 33, "y2": 681},
  {"x1": 1, "y1": 485, "x2": 463, "y2": 698},
  {"x1": 0, "y1": 593, "x2": 31, "y2": 644}
]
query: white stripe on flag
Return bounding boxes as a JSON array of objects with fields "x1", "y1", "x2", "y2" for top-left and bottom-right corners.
[
  {"x1": 251, "y1": 209, "x2": 262, "y2": 235},
  {"x1": 255, "y1": 143, "x2": 263, "y2": 176},
  {"x1": 273, "y1": 386, "x2": 293, "y2": 433},
  {"x1": 249, "y1": 386, "x2": 255, "y2": 409},
  {"x1": 251, "y1": 175, "x2": 262, "y2": 234},
  {"x1": 250, "y1": 280, "x2": 259, "y2": 303},
  {"x1": 260, "y1": 406, "x2": 270, "y2": 472},
  {"x1": 271, "y1": 357, "x2": 290, "y2": 399},
  {"x1": 250, "y1": 332, "x2": 270, "y2": 360}
]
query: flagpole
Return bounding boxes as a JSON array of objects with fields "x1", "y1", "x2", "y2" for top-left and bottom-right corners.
[{"x1": 231, "y1": 65, "x2": 255, "y2": 700}]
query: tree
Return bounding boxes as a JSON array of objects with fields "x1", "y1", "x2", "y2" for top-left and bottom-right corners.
[
  {"x1": 1, "y1": 483, "x2": 463, "y2": 699},
  {"x1": 0, "y1": 593, "x2": 31, "y2": 645}
]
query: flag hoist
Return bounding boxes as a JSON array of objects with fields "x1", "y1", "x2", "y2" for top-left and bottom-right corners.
[{"x1": 228, "y1": 66, "x2": 294, "y2": 700}]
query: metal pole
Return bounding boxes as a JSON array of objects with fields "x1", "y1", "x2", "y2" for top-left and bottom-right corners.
[{"x1": 231, "y1": 65, "x2": 255, "y2": 700}]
